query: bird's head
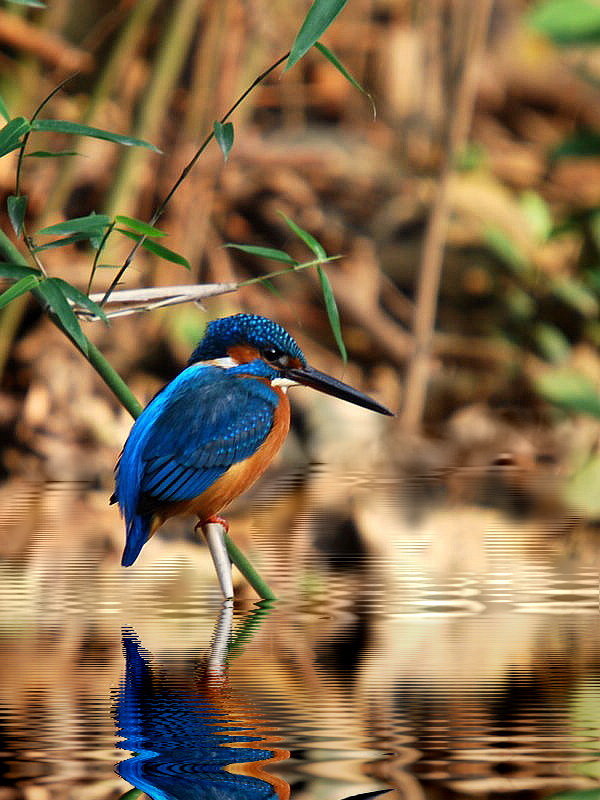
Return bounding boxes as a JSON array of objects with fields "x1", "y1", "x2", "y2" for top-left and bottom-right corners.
[{"x1": 189, "y1": 313, "x2": 393, "y2": 416}]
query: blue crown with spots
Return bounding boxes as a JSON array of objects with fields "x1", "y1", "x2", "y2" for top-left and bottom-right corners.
[{"x1": 188, "y1": 313, "x2": 306, "y2": 365}]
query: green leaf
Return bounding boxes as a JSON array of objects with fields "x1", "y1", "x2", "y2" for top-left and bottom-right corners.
[
  {"x1": 314, "y1": 42, "x2": 375, "y2": 115},
  {"x1": 38, "y1": 214, "x2": 111, "y2": 236},
  {"x1": 484, "y1": 226, "x2": 529, "y2": 274},
  {"x1": 279, "y1": 212, "x2": 327, "y2": 259},
  {"x1": 0, "y1": 117, "x2": 30, "y2": 158},
  {"x1": 317, "y1": 265, "x2": 347, "y2": 362},
  {"x1": 117, "y1": 229, "x2": 190, "y2": 268},
  {"x1": 213, "y1": 121, "x2": 234, "y2": 161},
  {"x1": 551, "y1": 277, "x2": 598, "y2": 317},
  {"x1": 520, "y1": 190, "x2": 552, "y2": 241},
  {"x1": 31, "y1": 120, "x2": 161, "y2": 152},
  {"x1": 7, "y1": 195, "x2": 27, "y2": 236},
  {"x1": 37, "y1": 278, "x2": 88, "y2": 353},
  {"x1": 225, "y1": 243, "x2": 298, "y2": 264},
  {"x1": 51, "y1": 278, "x2": 108, "y2": 324},
  {"x1": 536, "y1": 367, "x2": 600, "y2": 417},
  {"x1": 0, "y1": 94, "x2": 10, "y2": 124},
  {"x1": 0, "y1": 274, "x2": 39, "y2": 310},
  {"x1": 287, "y1": 0, "x2": 349, "y2": 70},
  {"x1": 529, "y1": 0, "x2": 600, "y2": 45},
  {"x1": 0, "y1": 262, "x2": 39, "y2": 281},
  {"x1": 6, "y1": 0, "x2": 46, "y2": 6},
  {"x1": 34, "y1": 233, "x2": 98, "y2": 252},
  {"x1": 565, "y1": 455, "x2": 600, "y2": 519},
  {"x1": 26, "y1": 149, "x2": 80, "y2": 159},
  {"x1": 532, "y1": 322, "x2": 570, "y2": 363},
  {"x1": 114, "y1": 215, "x2": 167, "y2": 237},
  {"x1": 551, "y1": 131, "x2": 600, "y2": 160}
]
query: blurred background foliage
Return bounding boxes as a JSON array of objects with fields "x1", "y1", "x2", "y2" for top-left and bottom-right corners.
[{"x1": 0, "y1": 0, "x2": 600, "y2": 514}]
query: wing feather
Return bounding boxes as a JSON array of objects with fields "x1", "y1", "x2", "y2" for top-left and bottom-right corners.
[{"x1": 115, "y1": 364, "x2": 279, "y2": 566}]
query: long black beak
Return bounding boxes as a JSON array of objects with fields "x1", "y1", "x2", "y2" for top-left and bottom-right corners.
[{"x1": 285, "y1": 364, "x2": 394, "y2": 416}]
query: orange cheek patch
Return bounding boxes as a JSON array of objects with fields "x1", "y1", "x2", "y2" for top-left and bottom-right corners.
[{"x1": 228, "y1": 344, "x2": 261, "y2": 364}]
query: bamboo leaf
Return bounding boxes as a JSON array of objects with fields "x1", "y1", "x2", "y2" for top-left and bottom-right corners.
[
  {"x1": 7, "y1": 195, "x2": 27, "y2": 236},
  {"x1": 37, "y1": 278, "x2": 88, "y2": 353},
  {"x1": 0, "y1": 263, "x2": 39, "y2": 281},
  {"x1": 0, "y1": 94, "x2": 10, "y2": 123},
  {"x1": 51, "y1": 278, "x2": 108, "y2": 324},
  {"x1": 279, "y1": 212, "x2": 327, "y2": 259},
  {"x1": 38, "y1": 214, "x2": 112, "y2": 236},
  {"x1": 0, "y1": 117, "x2": 30, "y2": 157},
  {"x1": 214, "y1": 121, "x2": 234, "y2": 161},
  {"x1": 31, "y1": 120, "x2": 161, "y2": 152},
  {"x1": 536, "y1": 368, "x2": 600, "y2": 417},
  {"x1": 314, "y1": 42, "x2": 375, "y2": 116},
  {"x1": 317, "y1": 265, "x2": 347, "y2": 362},
  {"x1": 287, "y1": 0, "x2": 349, "y2": 69},
  {"x1": 117, "y1": 229, "x2": 190, "y2": 268},
  {"x1": 0, "y1": 274, "x2": 39, "y2": 310},
  {"x1": 26, "y1": 149, "x2": 80, "y2": 158},
  {"x1": 225, "y1": 243, "x2": 298, "y2": 264},
  {"x1": 114, "y1": 215, "x2": 167, "y2": 237},
  {"x1": 34, "y1": 233, "x2": 98, "y2": 252},
  {"x1": 529, "y1": 0, "x2": 600, "y2": 45}
]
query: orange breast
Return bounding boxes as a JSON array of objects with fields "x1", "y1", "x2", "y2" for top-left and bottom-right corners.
[{"x1": 155, "y1": 385, "x2": 291, "y2": 528}]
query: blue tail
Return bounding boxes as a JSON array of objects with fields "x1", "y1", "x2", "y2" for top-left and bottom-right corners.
[{"x1": 121, "y1": 513, "x2": 153, "y2": 567}]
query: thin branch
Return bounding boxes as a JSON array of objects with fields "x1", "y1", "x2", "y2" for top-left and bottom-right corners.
[{"x1": 99, "y1": 50, "x2": 290, "y2": 307}]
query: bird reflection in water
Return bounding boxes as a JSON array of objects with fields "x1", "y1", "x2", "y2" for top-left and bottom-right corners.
[{"x1": 114, "y1": 611, "x2": 290, "y2": 800}]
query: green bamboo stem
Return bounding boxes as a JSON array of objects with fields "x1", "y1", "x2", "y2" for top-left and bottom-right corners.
[
  {"x1": 225, "y1": 535, "x2": 277, "y2": 601},
  {"x1": 103, "y1": 0, "x2": 206, "y2": 219}
]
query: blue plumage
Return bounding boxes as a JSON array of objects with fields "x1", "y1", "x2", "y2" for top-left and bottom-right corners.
[
  {"x1": 115, "y1": 360, "x2": 281, "y2": 567},
  {"x1": 114, "y1": 313, "x2": 391, "y2": 575}
]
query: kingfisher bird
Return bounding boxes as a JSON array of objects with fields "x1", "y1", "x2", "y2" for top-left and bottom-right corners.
[{"x1": 113, "y1": 313, "x2": 392, "y2": 589}]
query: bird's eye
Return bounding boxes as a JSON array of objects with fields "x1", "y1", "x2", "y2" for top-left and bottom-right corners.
[{"x1": 261, "y1": 346, "x2": 290, "y2": 367}]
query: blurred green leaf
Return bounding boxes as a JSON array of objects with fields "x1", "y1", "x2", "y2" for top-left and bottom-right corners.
[
  {"x1": 117, "y1": 229, "x2": 190, "y2": 268},
  {"x1": 551, "y1": 277, "x2": 598, "y2": 317},
  {"x1": 317, "y1": 264, "x2": 347, "y2": 362},
  {"x1": 0, "y1": 263, "x2": 39, "y2": 281},
  {"x1": 529, "y1": 0, "x2": 600, "y2": 45},
  {"x1": 0, "y1": 94, "x2": 10, "y2": 123},
  {"x1": 590, "y1": 210, "x2": 600, "y2": 252},
  {"x1": 51, "y1": 278, "x2": 108, "y2": 324},
  {"x1": 0, "y1": 117, "x2": 30, "y2": 158},
  {"x1": 520, "y1": 191, "x2": 553, "y2": 240},
  {"x1": 564, "y1": 454, "x2": 600, "y2": 518},
  {"x1": 287, "y1": 0, "x2": 349, "y2": 69},
  {"x1": 7, "y1": 195, "x2": 27, "y2": 236},
  {"x1": 0, "y1": 274, "x2": 39, "y2": 310},
  {"x1": 533, "y1": 322, "x2": 570, "y2": 363},
  {"x1": 225, "y1": 243, "x2": 298, "y2": 264},
  {"x1": 37, "y1": 278, "x2": 88, "y2": 353},
  {"x1": 279, "y1": 212, "x2": 327, "y2": 259},
  {"x1": 114, "y1": 215, "x2": 167, "y2": 237},
  {"x1": 314, "y1": 42, "x2": 375, "y2": 115},
  {"x1": 506, "y1": 286, "x2": 536, "y2": 320},
  {"x1": 484, "y1": 226, "x2": 529, "y2": 274},
  {"x1": 26, "y1": 149, "x2": 80, "y2": 158},
  {"x1": 213, "y1": 121, "x2": 234, "y2": 161},
  {"x1": 31, "y1": 120, "x2": 161, "y2": 152},
  {"x1": 6, "y1": 0, "x2": 46, "y2": 6},
  {"x1": 536, "y1": 367, "x2": 600, "y2": 417},
  {"x1": 551, "y1": 132, "x2": 600, "y2": 159},
  {"x1": 38, "y1": 214, "x2": 111, "y2": 236}
]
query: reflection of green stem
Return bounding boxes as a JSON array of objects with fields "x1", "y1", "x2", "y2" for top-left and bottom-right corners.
[{"x1": 228, "y1": 599, "x2": 276, "y2": 659}]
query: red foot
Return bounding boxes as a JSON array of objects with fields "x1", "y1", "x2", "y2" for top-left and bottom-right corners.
[{"x1": 195, "y1": 515, "x2": 230, "y2": 534}]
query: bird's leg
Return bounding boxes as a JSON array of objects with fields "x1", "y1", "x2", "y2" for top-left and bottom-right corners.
[{"x1": 196, "y1": 518, "x2": 233, "y2": 600}]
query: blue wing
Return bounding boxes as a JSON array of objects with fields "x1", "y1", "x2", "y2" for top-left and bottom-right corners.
[{"x1": 115, "y1": 364, "x2": 278, "y2": 567}]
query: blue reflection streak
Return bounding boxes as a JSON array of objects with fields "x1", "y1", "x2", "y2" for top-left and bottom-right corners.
[{"x1": 114, "y1": 629, "x2": 287, "y2": 800}]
